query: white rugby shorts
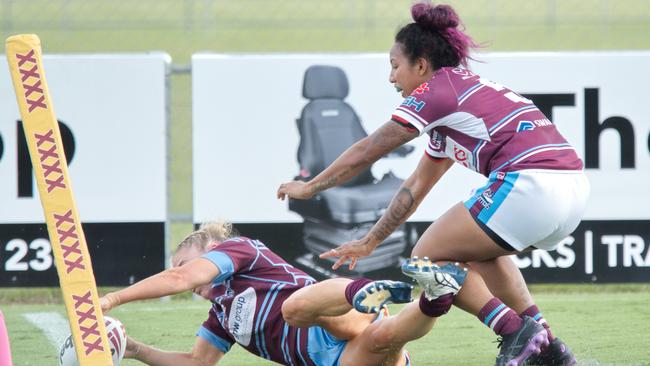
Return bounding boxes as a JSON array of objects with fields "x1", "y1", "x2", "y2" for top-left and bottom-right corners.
[{"x1": 464, "y1": 169, "x2": 590, "y2": 251}]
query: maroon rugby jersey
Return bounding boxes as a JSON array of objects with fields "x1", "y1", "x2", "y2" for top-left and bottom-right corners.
[
  {"x1": 197, "y1": 237, "x2": 317, "y2": 365},
  {"x1": 391, "y1": 67, "x2": 583, "y2": 176}
]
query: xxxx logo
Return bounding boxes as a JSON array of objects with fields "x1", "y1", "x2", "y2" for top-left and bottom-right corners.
[
  {"x1": 35, "y1": 129, "x2": 66, "y2": 193},
  {"x1": 72, "y1": 291, "x2": 105, "y2": 355},
  {"x1": 53, "y1": 209, "x2": 86, "y2": 274},
  {"x1": 15, "y1": 49, "x2": 48, "y2": 113}
]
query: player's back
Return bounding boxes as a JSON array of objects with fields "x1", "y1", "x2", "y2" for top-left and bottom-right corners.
[
  {"x1": 447, "y1": 67, "x2": 582, "y2": 174},
  {"x1": 199, "y1": 237, "x2": 318, "y2": 365},
  {"x1": 393, "y1": 67, "x2": 583, "y2": 175}
]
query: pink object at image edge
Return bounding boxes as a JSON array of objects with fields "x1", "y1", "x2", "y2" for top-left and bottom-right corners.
[{"x1": 0, "y1": 310, "x2": 13, "y2": 366}]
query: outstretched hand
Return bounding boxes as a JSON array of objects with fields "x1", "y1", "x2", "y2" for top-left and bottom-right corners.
[
  {"x1": 319, "y1": 238, "x2": 377, "y2": 270},
  {"x1": 100, "y1": 292, "x2": 121, "y2": 313},
  {"x1": 124, "y1": 336, "x2": 142, "y2": 359},
  {"x1": 277, "y1": 180, "x2": 314, "y2": 200}
]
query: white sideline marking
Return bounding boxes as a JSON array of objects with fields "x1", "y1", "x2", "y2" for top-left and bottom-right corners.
[{"x1": 23, "y1": 312, "x2": 70, "y2": 348}]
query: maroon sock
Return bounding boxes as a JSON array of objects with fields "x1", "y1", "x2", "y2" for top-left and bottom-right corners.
[
  {"x1": 418, "y1": 293, "x2": 454, "y2": 317},
  {"x1": 478, "y1": 298, "x2": 523, "y2": 336},
  {"x1": 344, "y1": 278, "x2": 373, "y2": 305},
  {"x1": 520, "y1": 304, "x2": 554, "y2": 340}
]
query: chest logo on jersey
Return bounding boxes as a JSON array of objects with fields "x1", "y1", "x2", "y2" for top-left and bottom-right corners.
[
  {"x1": 414, "y1": 82, "x2": 429, "y2": 94},
  {"x1": 445, "y1": 136, "x2": 474, "y2": 169},
  {"x1": 516, "y1": 119, "x2": 552, "y2": 132},
  {"x1": 401, "y1": 96, "x2": 426, "y2": 112},
  {"x1": 516, "y1": 120, "x2": 535, "y2": 132},
  {"x1": 228, "y1": 287, "x2": 257, "y2": 346}
]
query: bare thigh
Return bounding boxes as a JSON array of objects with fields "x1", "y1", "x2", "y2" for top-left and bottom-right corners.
[
  {"x1": 317, "y1": 310, "x2": 375, "y2": 340},
  {"x1": 412, "y1": 203, "x2": 535, "y2": 314},
  {"x1": 412, "y1": 202, "x2": 513, "y2": 261},
  {"x1": 282, "y1": 278, "x2": 374, "y2": 339},
  {"x1": 338, "y1": 301, "x2": 435, "y2": 366},
  {"x1": 339, "y1": 320, "x2": 406, "y2": 366}
]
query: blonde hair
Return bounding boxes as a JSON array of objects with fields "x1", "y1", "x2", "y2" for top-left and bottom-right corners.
[{"x1": 174, "y1": 219, "x2": 235, "y2": 255}]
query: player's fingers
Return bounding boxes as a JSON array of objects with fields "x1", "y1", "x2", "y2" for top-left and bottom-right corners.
[
  {"x1": 319, "y1": 249, "x2": 339, "y2": 259},
  {"x1": 332, "y1": 256, "x2": 348, "y2": 270},
  {"x1": 349, "y1": 258, "x2": 358, "y2": 270},
  {"x1": 99, "y1": 298, "x2": 112, "y2": 313},
  {"x1": 276, "y1": 185, "x2": 286, "y2": 200}
]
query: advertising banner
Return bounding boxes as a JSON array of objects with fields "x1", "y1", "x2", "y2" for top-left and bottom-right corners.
[
  {"x1": 1, "y1": 53, "x2": 169, "y2": 286},
  {"x1": 192, "y1": 52, "x2": 650, "y2": 283}
]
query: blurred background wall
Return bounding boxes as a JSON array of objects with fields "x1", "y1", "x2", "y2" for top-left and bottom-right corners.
[{"x1": 2, "y1": 0, "x2": 648, "y2": 245}]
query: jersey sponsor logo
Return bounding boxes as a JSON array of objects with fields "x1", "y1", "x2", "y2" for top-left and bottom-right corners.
[
  {"x1": 517, "y1": 120, "x2": 535, "y2": 132},
  {"x1": 228, "y1": 287, "x2": 256, "y2": 346},
  {"x1": 533, "y1": 118, "x2": 552, "y2": 127},
  {"x1": 477, "y1": 188, "x2": 494, "y2": 209},
  {"x1": 401, "y1": 96, "x2": 426, "y2": 112},
  {"x1": 516, "y1": 118, "x2": 553, "y2": 132},
  {"x1": 413, "y1": 82, "x2": 429, "y2": 94},
  {"x1": 445, "y1": 136, "x2": 474, "y2": 169}
]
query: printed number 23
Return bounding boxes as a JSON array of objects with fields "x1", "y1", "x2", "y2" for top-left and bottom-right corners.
[
  {"x1": 4, "y1": 239, "x2": 53, "y2": 271},
  {"x1": 478, "y1": 78, "x2": 532, "y2": 104}
]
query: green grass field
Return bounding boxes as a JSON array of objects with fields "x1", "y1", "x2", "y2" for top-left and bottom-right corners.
[
  {"x1": 3, "y1": 285, "x2": 650, "y2": 365},
  {"x1": 2, "y1": 2, "x2": 650, "y2": 365},
  {"x1": 2, "y1": 285, "x2": 650, "y2": 366}
]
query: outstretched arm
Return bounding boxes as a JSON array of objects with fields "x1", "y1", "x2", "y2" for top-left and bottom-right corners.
[
  {"x1": 321, "y1": 155, "x2": 454, "y2": 269},
  {"x1": 126, "y1": 335, "x2": 225, "y2": 366},
  {"x1": 366, "y1": 156, "x2": 453, "y2": 248},
  {"x1": 101, "y1": 257, "x2": 220, "y2": 312},
  {"x1": 277, "y1": 121, "x2": 419, "y2": 200}
]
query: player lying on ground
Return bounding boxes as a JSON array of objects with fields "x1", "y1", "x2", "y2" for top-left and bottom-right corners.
[{"x1": 100, "y1": 220, "x2": 467, "y2": 366}]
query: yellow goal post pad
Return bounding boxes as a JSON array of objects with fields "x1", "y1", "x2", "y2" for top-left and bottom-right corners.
[{"x1": 5, "y1": 34, "x2": 113, "y2": 366}]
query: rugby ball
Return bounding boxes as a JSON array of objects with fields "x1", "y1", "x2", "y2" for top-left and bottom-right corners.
[{"x1": 59, "y1": 315, "x2": 126, "y2": 366}]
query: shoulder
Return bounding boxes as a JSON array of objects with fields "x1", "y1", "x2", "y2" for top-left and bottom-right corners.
[
  {"x1": 218, "y1": 236, "x2": 259, "y2": 249},
  {"x1": 411, "y1": 68, "x2": 459, "y2": 113},
  {"x1": 437, "y1": 67, "x2": 482, "y2": 91},
  {"x1": 207, "y1": 237, "x2": 269, "y2": 265}
]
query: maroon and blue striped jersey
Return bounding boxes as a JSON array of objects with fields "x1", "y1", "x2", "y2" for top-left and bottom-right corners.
[
  {"x1": 197, "y1": 237, "x2": 317, "y2": 365},
  {"x1": 392, "y1": 67, "x2": 583, "y2": 176}
]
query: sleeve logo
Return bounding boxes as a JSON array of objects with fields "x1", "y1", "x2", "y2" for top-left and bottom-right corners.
[
  {"x1": 414, "y1": 82, "x2": 429, "y2": 94},
  {"x1": 401, "y1": 96, "x2": 426, "y2": 112},
  {"x1": 430, "y1": 130, "x2": 444, "y2": 150}
]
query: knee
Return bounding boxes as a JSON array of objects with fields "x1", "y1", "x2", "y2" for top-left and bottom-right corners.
[
  {"x1": 281, "y1": 297, "x2": 309, "y2": 327},
  {"x1": 410, "y1": 247, "x2": 441, "y2": 262},
  {"x1": 365, "y1": 323, "x2": 397, "y2": 353}
]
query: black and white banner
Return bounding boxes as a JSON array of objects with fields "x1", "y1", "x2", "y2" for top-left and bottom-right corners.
[
  {"x1": 0, "y1": 54, "x2": 169, "y2": 286},
  {"x1": 193, "y1": 52, "x2": 650, "y2": 283},
  {"x1": 515, "y1": 221, "x2": 650, "y2": 283}
]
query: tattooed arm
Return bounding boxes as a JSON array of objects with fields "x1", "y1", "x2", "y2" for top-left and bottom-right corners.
[
  {"x1": 321, "y1": 155, "x2": 453, "y2": 269},
  {"x1": 277, "y1": 121, "x2": 418, "y2": 200},
  {"x1": 368, "y1": 155, "x2": 453, "y2": 246}
]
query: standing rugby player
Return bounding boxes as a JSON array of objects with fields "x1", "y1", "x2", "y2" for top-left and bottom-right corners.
[{"x1": 278, "y1": 3, "x2": 587, "y2": 365}]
